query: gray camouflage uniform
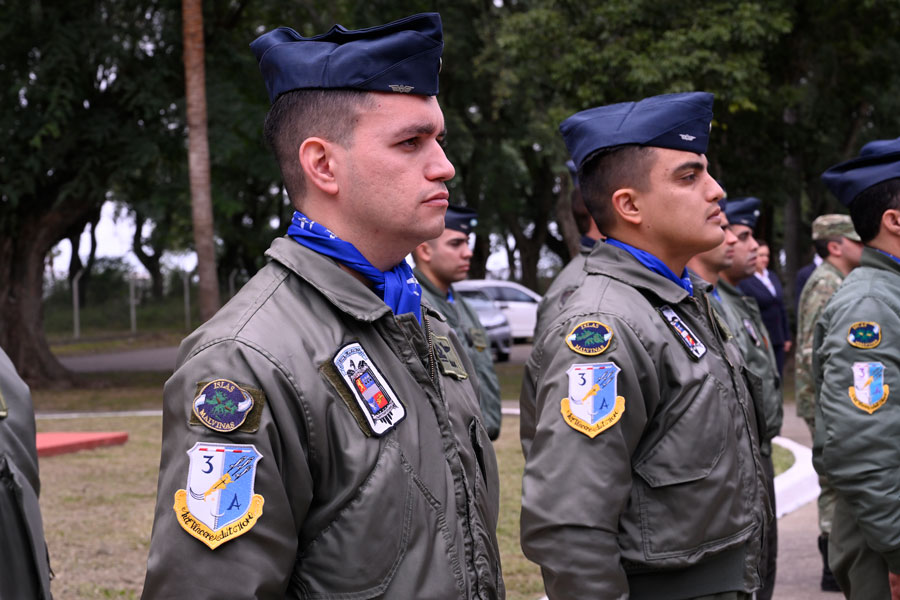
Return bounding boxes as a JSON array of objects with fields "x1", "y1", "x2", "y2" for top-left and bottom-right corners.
[{"x1": 142, "y1": 238, "x2": 504, "y2": 599}]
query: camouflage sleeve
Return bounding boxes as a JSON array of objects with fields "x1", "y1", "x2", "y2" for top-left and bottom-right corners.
[
  {"x1": 795, "y1": 276, "x2": 841, "y2": 424},
  {"x1": 814, "y1": 296, "x2": 900, "y2": 572}
]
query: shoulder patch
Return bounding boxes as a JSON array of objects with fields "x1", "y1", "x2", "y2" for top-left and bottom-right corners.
[
  {"x1": 560, "y1": 363, "x2": 625, "y2": 438},
  {"x1": 565, "y1": 321, "x2": 613, "y2": 356},
  {"x1": 658, "y1": 305, "x2": 707, "y2": 360},
  {"x1": 174, "y1": 442, "x2": 264, "y2": 550},
  {"x1": 432, "y1": 334, "x2": 469, "y2": 380},
  {"x1": 191, "y1": 379, "x2": 258, "y2": 433},
  {"x1": 333, "y1": 342, "x2": 406, "y2": 437},
  {"x1": 849, "y1": 362, "x2": 889, "y2": 414},
  {"x1": 742, "y1": 318, "x2": 761, "y2": 347},
  {"x1": 847, "y1": 321, "x2": 881, "y2": 349}
]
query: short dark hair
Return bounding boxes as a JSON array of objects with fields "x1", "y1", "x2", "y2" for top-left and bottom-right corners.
[
  {"x1": 263, "y1": 89, "x2": 375, "y2": 203},
  {"x1": 578, "y1": 145, "x2": 656, "y2": 233},
  {"x1": 849, "y1": 178, "x2": 900, "y2": 243},
  {"x1": 813, "y1": 239, "x2": 834, "y2": 259}
]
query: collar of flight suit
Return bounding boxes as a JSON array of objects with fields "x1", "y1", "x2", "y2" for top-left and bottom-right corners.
[
  {"x1": 862, "y1": 244, "x2": 900, "y2": 274},
  {"x1": 583, "y1": 241, "x2": 705, "y2": 304},
  {"x1": 265, "y1": 236, "x2": 446, "y2": 323}
]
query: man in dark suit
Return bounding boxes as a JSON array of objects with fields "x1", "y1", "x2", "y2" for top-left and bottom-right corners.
[{"x1": 737, "y1": 229, "x2": 792, "y2": 375}]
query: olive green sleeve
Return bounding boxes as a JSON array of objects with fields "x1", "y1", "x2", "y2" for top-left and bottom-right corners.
[{"x1": 815, "y1": 296, "x2": 900, "y2": 572}]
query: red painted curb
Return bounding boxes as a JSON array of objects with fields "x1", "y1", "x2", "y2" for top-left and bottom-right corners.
[{"x1": 36, "y1": 432, "x2": 129, "y2": 457}]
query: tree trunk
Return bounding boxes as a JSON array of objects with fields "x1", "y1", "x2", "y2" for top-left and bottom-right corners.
[
  {"x1": 0, "y1": 214, "x2": 77, "y2": 386},
  {"x1": 132, "y1": 211, "x2": 165, "y2": 300},
  {"x1": 183, "y1": 0, "x2": 220, "y2": 322}
]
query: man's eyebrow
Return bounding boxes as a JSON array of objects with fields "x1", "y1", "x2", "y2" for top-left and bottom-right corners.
[
  {"x1": 394, "y1": 122, "x2": 445, "y2": 138},
  {"x1": 674, "y1": 160, "x2": 705, "y2": 172}
]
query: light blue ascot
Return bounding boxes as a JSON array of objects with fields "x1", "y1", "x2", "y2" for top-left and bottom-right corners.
[
  {"x1": 605, "y1": 238, "x2": 694, "y2": 295},
  {"x1": 287, "y1": 211, "x2": 423, "y2": 323}
]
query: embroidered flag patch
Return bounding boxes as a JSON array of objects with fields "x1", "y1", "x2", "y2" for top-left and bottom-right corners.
[
  {"x1": 192, "y1": 379, "x2": 255, "y2": 433},
  {"x1": 565, "y1": 321, "x2": 613, "y2": 356},
  {"x1": 174, "y1": 442, "x2": 264, "y2": 550},
  {"x1": 847, "y1": 321, "x2": 881, "y2": 349},
  {"x1": 659, "y1": 305, "x2": 707, "y2": 359},
  {"x1": 849, "y1": 362, "x2": 890, "y2": 414},
  {"x1": 561, "y1": 363, "x2": 625, "y2": 438},
  {"x1": 333, "y1": 343, "x2": 406, "y2": 436}
]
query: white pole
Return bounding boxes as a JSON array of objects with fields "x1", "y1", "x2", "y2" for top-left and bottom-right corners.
[
  {"x1": 183, "y1": 270, "x2": 191, "y2": 331},
  {"x1": 129, "y1": 276, "x2": 137, "y2": 334},
  {"x1": 72, "y1": 268, "x2": 85, "y2": 339}
]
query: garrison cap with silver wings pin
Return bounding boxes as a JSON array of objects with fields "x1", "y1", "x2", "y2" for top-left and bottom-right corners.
[{"x1": 251, "y1": 13, "x2": 443, "y2": 104}]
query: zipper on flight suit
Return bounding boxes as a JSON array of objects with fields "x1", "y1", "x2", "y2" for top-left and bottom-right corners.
[{"x1": 422, "y1": 315, "x2": 438, "y2": 387}]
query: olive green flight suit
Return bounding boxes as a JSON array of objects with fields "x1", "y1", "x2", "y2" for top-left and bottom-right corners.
[
  {"x1": 142, "y1": 238, "x2": 504, "y2": 599},
  {"x1": 415, "y1": 269, "x2": 502, "y2": 440},
  {"x1": 0, "y1": 346, "x2": 52, "y2": 600},
  {"x1": 813, "y1": 247, "x2": 900, "y2": 599},
  {"x1": 520, "y1": 242, "x2": 769, "y2": 600}
]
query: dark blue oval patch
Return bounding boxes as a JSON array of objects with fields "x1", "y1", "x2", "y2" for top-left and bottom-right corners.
[
  {"x1": 192, "y1": 379, "x2": 255, "y2": 433},
  {"x1": 847, "y1": 321, "x2": 881, "y2": 349},
  {"x1": 565, "y1": 321, "x2": 613, "y2": 356}
]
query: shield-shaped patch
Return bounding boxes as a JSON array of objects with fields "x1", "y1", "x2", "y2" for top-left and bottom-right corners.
[
  {"x1": 849, "y1": 361, "x2": 890, "y2": 414},
  {"x1": 334, "y1": 343, "x2": 406, "y2": 436},
  {"x1": 173, "y1": 442, "x2": 264, "y2": 550},
  {"x1": 561, "y1": 362, "x2": 626, "y2": 438}
]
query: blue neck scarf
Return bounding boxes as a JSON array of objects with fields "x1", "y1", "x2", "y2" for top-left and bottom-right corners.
[
  {"x1": 446, "y1": 288, "x2": 455, "y2": 304},
  {"x1": 876, "y1": 248, "x2": 900, "y2": 266},
  {"x1": 605, "y1": 238, "x2": 694, "y2": 295},
  {"x1": 287, "y1": 211, "x2": 423, "y2": 323},
  {"x1": 710, "y1": 286, "x2": 722, "y2": 302}
]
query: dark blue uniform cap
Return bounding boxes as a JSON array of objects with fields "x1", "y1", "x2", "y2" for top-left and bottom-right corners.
[
  {"x1": 724, "y1": 196, "x2": 761, "y2": 229},
  {"x1": 445, "y1": 205, "x2": 478, "y2": 233},
  {"x1": 560, "y1": 92, "x2": 714, "y2": 170},
  {"x1": 251, "y1": 13, "x2": 443, "y2": 104},
  {"x1": 821, "y1": 137, "x2": 900, "y2": 206}
]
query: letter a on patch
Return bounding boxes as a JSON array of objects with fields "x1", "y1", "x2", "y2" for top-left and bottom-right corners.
[
  {"x1": 561, "y1": 363, "x2": 626, "y2": 438},
  {"x1": 174, "y1": 442, "x2": 264, "y2": 550}
]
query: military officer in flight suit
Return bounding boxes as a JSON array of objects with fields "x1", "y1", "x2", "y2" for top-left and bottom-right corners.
[
  {"x1": 413, "y1": 205, "x2": 503, "y2": 440},
  {"x1": 141, "y1": 13, "x2": 504, "y2": 599},
  {"x1": 520, "y1": 92, "x2": 769, "y2": 600},
  {"x1": 813, "y1": 137, "x2": 900, "y2": 600}
]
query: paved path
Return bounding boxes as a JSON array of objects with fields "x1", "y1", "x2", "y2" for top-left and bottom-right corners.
[{"x1": 58, "y1": 346, "x2": 178, "y2": 373}]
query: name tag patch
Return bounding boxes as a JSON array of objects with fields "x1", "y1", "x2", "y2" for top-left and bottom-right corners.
[
  {"x1": 659, "y1": 305, "x2": 707, "y2": 359},
  {"x1": 849, "y1": 362, "x2": 890, "y2": 414},
  {"x1": 847, "y1": 321, "x2": 881, "y2": 349},
  {"x1": 334, "y1": 343, "x2": 406, "y2": 436},
  {"x1": 432, "y1": 334, "x2": 469, "y2": 380},
  {"x1": 174, "y1": 442, "x2": 264, "y2": 550},
  {"x1": 561, "y1": 362, "x2": 625, "y2": 438}
]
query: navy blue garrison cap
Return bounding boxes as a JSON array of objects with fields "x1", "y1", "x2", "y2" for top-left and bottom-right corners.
[
  {"x1": 251, "y1": 13, "x2": 443, "y2": 104},
  {"x1": 560, "y1": 92, "x2": 714, "y2": 169},
  {"x1": 445, "y1": 205, "x2": 478, "y2": 234},
  {"x1": 821, "y1": 137, "x2": 900, "y2": 206},
  {"x1": 724, "y1": 196, "x2": 761, "y2": 229}
]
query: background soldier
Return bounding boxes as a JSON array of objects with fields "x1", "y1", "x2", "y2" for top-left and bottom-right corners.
[
  {"x1": 813, "y1": 136, "x2": 900, "y2": 599},
  {"x1": 141, "y1": 14, "x2": 504, "y2": 599},
  {"x1": 795, "y1": 213, "x2": 862, "y2": 592},
  {"x1": 412, "y1": 205, "x2": 502, "y2": 439},
  {"x1": 718, "y1": 197, "x2": 782, "y2": 600},
  {"x1": 0, "y1": 345, "x2": 52, "y2": 599},
  {"x1": 520, "y1": 92, "x2": 768, "y2": 599}
]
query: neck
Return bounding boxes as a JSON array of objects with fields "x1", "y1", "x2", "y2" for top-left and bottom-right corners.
[
  {"x1": 720, "y1": 271, "x2": 739, "y2": 287},
  {"x1": 608, "y1": 233, "x2": 687, "y2": 275},
  {"x1": 868, "y1": 237, "x2": 900, "y2": 259},
  {"x1": 686, "y1": 260, "x2": 719, "y2": 286},
  {"x1": 825, "y1": 255, "x2": 852, "y2": 277}
]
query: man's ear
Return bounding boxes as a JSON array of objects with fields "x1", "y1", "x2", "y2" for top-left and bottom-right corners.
[
  {"x1": 299, "y1": 137, "x2": 339, "y2": 195},
  {"x1": 827, "y1": 239, "x2": 843, "y2": 258},
  {"x1": 611, "y1": 188, "x2": 642, "y2": 226},
  {"x1": 882, "y1": 208, "x2": 900, "y2": 236},
  {"x1": 413, "y1": 241, "x2": 432, "y2": 264}
]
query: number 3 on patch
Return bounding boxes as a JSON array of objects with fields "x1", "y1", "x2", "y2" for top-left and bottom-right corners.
[{"x1": 561, "y1": 363, "x2": 626, "y2": 438}]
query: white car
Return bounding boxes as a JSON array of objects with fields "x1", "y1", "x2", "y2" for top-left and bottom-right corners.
[{"x1": 455, "y1": 279, "x2": 542, "y2": 341}]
